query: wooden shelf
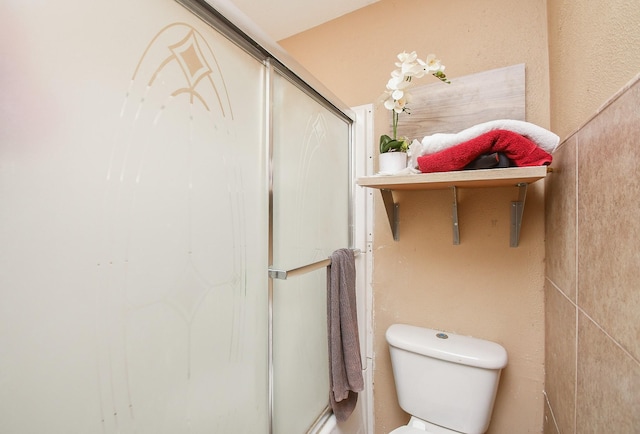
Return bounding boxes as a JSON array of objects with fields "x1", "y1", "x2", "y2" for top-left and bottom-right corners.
[
  {"x1": 356, "y1": 166, "x2": 549, "y2": 246},
  {"x1": 356, "y1": 166, "x2": 548, "y2": 191}
]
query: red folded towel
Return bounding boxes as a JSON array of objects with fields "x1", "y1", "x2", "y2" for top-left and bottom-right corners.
[{"x1": 417, "y1": 129, "x2": 553, "y2": 173}]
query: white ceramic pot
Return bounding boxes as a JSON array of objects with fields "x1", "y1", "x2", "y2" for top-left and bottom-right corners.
[{"x1": 378, "y1": 152, "x2": 407, "y2": 174}]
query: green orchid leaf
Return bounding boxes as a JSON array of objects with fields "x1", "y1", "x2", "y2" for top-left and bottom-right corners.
[
  {"x1": 379, "y1": 134, "x2": 392, "y2": 153},
  {"x1": 379, "y1": 134, "x2": 408, "y2": 153}
]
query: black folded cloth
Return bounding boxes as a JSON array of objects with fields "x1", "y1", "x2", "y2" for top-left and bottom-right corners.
[{"x1": 464, "y1": 152, "x2": 512, "y2": 170}]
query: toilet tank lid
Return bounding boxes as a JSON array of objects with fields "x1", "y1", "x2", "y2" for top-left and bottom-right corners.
[{"x1": 386, "y1": 324, "x2": 508, "y2": 369}]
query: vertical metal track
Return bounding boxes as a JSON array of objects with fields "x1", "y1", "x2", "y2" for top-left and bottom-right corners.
[
  {"x1": 265, "y1": 58, "x2": 275, "y2": 434},
  {"x1": 348, "y1": 111, "x2": 356, "y2": 250}
]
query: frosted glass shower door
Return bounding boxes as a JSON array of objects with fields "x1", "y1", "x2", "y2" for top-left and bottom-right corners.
[
  {"x1": 271, "y1": 71, "x2": 352, "y2": 433},
  {"x1": 0, "y1": 1, "x2": 269, "y2": 432}
]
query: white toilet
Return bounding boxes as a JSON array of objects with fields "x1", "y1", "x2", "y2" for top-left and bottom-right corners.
[{"x1": 386, "y1": 324, "x2": 508, "y2": 434}]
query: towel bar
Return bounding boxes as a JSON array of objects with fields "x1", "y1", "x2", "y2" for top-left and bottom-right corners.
[{"x1": 268, "y1": 249, "x2": 361, "y2": 280}]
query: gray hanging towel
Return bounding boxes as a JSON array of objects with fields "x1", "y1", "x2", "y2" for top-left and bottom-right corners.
[{"x1": 327, "y1": 248, "x2": 364, "y2": 422}]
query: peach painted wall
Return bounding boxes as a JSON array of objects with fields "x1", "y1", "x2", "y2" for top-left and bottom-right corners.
[
  {"x1": 280, "y1": 0, "x2": 550, "y2": 432},
  {"x1": 547, "y1": 0, "x2": 640, "y2": 140}
]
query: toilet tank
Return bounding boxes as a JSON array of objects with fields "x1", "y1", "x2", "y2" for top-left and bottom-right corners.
[{"x1": 386, "y1": 324, "x2": 508, "y2": 434}]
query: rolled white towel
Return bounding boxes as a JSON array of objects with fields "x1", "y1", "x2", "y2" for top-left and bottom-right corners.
[{"x1": 408, "y1": 119, "x2": 559, "y2": 169}]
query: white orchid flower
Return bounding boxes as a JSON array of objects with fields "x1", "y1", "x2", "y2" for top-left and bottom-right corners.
[
  {"x1": 382, "y1": 90, "x2": 397, "y2": 109},
  {"x1": 395, "y1": 51, "x2": 426, "y2": 79},
  {"x1": 383, "y1": 90, "x2": 412, "y2": 114},
  {"x1": 386, "y1": 73, "x2": 408, "y2": 91},
  {"x1": 424, "y1": 54, "x2": 444, "y2": 72},
  {"x1": 396, "y1": 51, "x2": 418, "y2": 65},
  {"x1": 387, "y1": 80, "x2": 411, "y2": 95},
  {"x1": 379, "y1": 51, "x2": 450, "y2": 149},
  {"x1": 390, "y1": 88, "x2": 403, "y2": 101},
  {"x1": 406, "y1": 63, "x2": 425, "y2": 78},
  {"x1": 383, "y1": 97, "x2": 396, "y2": 111},
  {"x1": 392, "y1": 95, "x2": 408, "y2": 113}
]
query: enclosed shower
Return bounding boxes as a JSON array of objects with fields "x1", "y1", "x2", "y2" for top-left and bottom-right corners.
[{"x1": 0, "y1": 0, "x2": 363, "y2": 432}]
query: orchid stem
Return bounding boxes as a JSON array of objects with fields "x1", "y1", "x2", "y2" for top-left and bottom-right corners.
[{"x1": 392, "y1": 111, "x2": 398, "y2": 140}]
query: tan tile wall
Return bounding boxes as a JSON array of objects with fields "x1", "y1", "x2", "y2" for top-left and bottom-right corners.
[{"x1": 544, "y1": 76, "x2": 640, "y2": 433}]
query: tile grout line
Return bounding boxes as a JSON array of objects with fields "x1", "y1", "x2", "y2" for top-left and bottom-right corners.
[
  {"x1": 576, "y1": 305, "x2": 640, "y2": 367},
  {"x1": 574, "y1": 134, "x2": 579, "y2": 434},
  {"x1": 543, "y1": 391, "x2": 561, "y2": 434},
  {"x1": 545, "y1": 277, "x2": 575, "y2": 308}
]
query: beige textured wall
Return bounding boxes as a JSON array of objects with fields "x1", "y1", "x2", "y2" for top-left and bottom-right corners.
[
  {"x1": 280, "y1": 0, "x2": 550, "y2": 432},
  {"x1": 547, "y1": 0, "x2": 640, "y2": 140}
]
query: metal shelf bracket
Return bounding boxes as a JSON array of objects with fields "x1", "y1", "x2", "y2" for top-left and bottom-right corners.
[
  {"x1": 510, "y1": 182, "x2": 528, "y2": 247},
  {"x1": 377, "y1": 180, "x2": 532, "y2": 247},
  {"x1": 451, "y1": 186, "x2": 460, "y2": 245},
  {"x1": 380, "y1": 189, "x2": 399, "y2": 241}
]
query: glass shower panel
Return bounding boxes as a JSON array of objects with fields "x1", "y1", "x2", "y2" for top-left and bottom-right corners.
[
  {"x1": 271, "y1": 71, "x2": 351, "y2": 434},
  {"x1": 0, "y1": 1, "x2": 269, "y2": 432}
]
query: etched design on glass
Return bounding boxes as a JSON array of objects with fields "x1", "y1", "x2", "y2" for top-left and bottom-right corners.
[
  {"x1": 97, "y1": 22, "x2": 251, "y2": 431},
  {"x1": 169, "y1": 31, "x2": 214, "y2": 103},
  {"x1": 134, "y1": 23, "x2": 233, "y2": 116}
]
